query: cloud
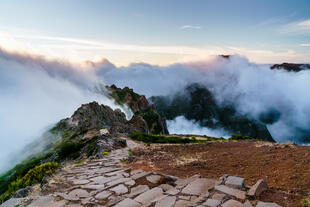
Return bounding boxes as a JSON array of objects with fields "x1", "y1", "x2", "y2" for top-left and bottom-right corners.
[
  {"x1": 300, "y1": 43, "x2": 310, "y2": 47},
  {"x1": 282, "y1": 19, "x2": 310, "y2": 34},
  {"x1": 180, "y1": 25, "x2": 201, "y2": 30},
  {"x1": 0, "y1": 48, "x2": 131, "y2": 173}
]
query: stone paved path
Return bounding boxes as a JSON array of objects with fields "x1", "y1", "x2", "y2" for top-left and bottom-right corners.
[{"x1": 1, "y1": 138, "x2": 282, "y2": 207}]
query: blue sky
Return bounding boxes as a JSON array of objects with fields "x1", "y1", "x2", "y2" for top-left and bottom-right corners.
[{"x1": 0, "y1": 0, "x2": 309, "y2": 65}]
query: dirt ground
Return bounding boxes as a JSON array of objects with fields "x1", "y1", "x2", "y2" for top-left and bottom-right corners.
[{"x1": 127, "y1": 141, "x2": 310, "y2": 207}]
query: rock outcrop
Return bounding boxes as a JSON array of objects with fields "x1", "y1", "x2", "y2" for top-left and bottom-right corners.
[
  {"x1": 150, "y1": 83, "x2": 274, "y2": 142},
  {"x1": 107, "y1": 85, "x2": 168, "y2": 135},
  {"x1": 270, "y1": 63, "x2": 310, "y2": 72}
]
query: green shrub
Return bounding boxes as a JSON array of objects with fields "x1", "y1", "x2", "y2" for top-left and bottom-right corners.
[
  {"x1": 302, "y1": 199, "x2": 310, "y2": 207},
  {"x1": 56, "y1": 141, "x2": 85, "y2": 160},
  {"x1": 229, "y1": 134, "x2": 254, "y2": 141},
  {"x1": 130, "y1": 132, "x2": 205, "y2": 144}
]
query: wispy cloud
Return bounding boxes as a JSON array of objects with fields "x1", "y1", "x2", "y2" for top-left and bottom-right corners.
[
  {"x1": 282, "y1": 19, "x2": 310, "y2": 34},
  {"x1": 300, "y1": 43, "x2": 310, "y2": 47},
  {"x1": 180, "y1": 25, "x2": 201, "y2": 30}
]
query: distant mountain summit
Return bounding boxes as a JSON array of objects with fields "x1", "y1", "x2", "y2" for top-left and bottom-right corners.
[{"x1": 270, "y1": 62, "x2": 310, "y2": 72}]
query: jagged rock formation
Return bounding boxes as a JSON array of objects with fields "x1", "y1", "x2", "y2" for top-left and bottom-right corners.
[
  {"x1": 107, "y1": 85, "x2": 168, "y2": 135},
  {"x1": 150, "y1": 83, "x2": 274, "y2": 142},
  {"x1": 270, "y1": 62, "x2": 310, "y2": 72}
]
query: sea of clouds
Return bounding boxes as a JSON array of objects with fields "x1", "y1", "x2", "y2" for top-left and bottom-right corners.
[{"x1": 1, "y1": 48, "x2": 310, "y2": 172}]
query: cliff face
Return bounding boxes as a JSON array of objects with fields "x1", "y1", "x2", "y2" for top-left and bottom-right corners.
[
  {"x1": 107, "y1": 85, "x2": 169, "y2": 135},
  {"x1": 150, "y1": 83, "x2": 274, "y2": 142}
]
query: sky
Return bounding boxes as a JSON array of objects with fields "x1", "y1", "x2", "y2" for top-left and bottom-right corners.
[{"x1": 0, "y1": 0, "x2": 309, "y2": 66}]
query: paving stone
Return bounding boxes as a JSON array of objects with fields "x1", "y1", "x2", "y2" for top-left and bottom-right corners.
[
  {"x1": 81, "y1": 184, "x2": 105, "y2": 190},
  {"x1": 127, "y1": 185, "x2": 150, "y2": 198},
  {"x1": 256, "y1": 202, "x2": 282, "y2": 207},
  {"x1": 203, "y1": 198, "x2": 221, "y2": 207},
  {"x1": 242, "y1": 201, "x2": 254, "y2": 207},
  {"x1": 95, "y1": 191, "x2": 112, "y2": 200},
  {"x1": 106, "y1": 177, "x2": 132, "y2": 187},
  {"x1": 131, "y1": 171, "x2": 151, "y2": 180},
  {"x1": 106, "y1": 196, "x2": 125, "y2": 206},
  {"x1": 114, "y1": 198, "x2": 141, "y2": 207},
  {"x1": 214, "y1": 185, "x2": 246, "y2": 200},
  {"x1": 175, "y1": 174, "x2": 200, "y2": 189},
  {"x1": 134, "y1": 187, "x2": 166, "y2": 205},
  {"x1": 110, "y1": 184, "x2": 128, "y2": 195},
  {"x1": 158, "y1": 184, "x2": 174, "y2": 192},
  {"x1": 125, "y1": 180, "x2": 136, "y2": 187},
  {"x1": 73, "y1": 179, "x2": 90, "y2": 185},
  {"x1": 165, "y1": 188, "x2": 179, "y2": 195},
  {"x1": 248, "y1": 179, "x2": 268, "y2": 198},
  {"x1": 54, "y1": 192, "x2": 79, "y2": 201},
  {"x1": 225, "y1": 176, "x2": 244, "y2": 189},
  {"x1": 182, "y1": 178, "x2": 216, "y2": 196},
  {"x1": 155, "y1": 196, "x2": 176, "y2": 207},
  {"x1": 146, "y1": 174, "x2": 161, "y2": 184},
  {"x1": 90, "y1": 175, "x2": 122, "y2": 184},
  {"x1": 221, "y1": 200, "x2": 243, "y2": 207},
  {"x1": 175, "y1": 199, "x2": 191, "y2": 207},
  {"x1": 68, "y1": 189, "x2": 90, "y2": 198},
  {"x1": 212, "y1": 193, "x2": 227, "y2": 201}
]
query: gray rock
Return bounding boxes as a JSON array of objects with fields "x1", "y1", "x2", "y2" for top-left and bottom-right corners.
[
  {"x1": 134, "y1": 187, "x2": 166, "y2": 205},
  {"x1": 203, "y1": 199, "x2": 221, "y2": 207},
  {"x1": 175, "y1": 199, "x2": 191, "y2": 207},
  {"x1": 81, "y1": 184, "x2": 105, "y2": 190},
  {"x1": 175, "y1": 174, "x2": 200, "y2": 189},
  {"x1": 0, "y1": 198, "x2": 24, "y2": 207},
  {"x1": 106, "y1": 177, "x2": 132, "y2": 187},
  {"x1": 256, "y1": 202, "x2": 282, "y2": 207},
  {"x1": 110, "y1": 184, "x2": 128, "y2": 195},
  {"x1": 165, "y1": 188, "x2": 179, "y2": 195},
  {"x1": 221, "y1": 200, "x2": 243, "y2": 207},
  {"x1": 146, "y1": 175, "x2": 162, "y2": 184},
  {"x1": 114, "y1": 198, "x2": 141, "y2": 207},
  {"x1": 131, "y1": 171, "x2": 151, "y2": 180},
  {"x1": 95, "y1": 191, "x2": 112, "y2": 200},
  {"x1": 127, "y1": 185, "x2": 150, "y2": 198},
  {"x1": 214, "y1": 185, "x2": 246, "y2": 200},
  {"x1": 155, "y1": 196, "x2": 176, "y2": 207},
  {"x1": 13, "y1": 186, "x2": 32, "y2": 198},
  {"x1": 68, "y1": 189, "x2": 90, "y2": 198},
  {"x1": 181, "y1": 178, "x2": 216, "y2": 196},
  {"x1": 225, "y1": 176, "x2": 244, "y2": 189},
  {"x1": 73, "y1": 179, "x2": 90, "y2": 185},
  {"x1": 158, "y1": 184, "x2": 174, "y2": 192},
  {"x1": 212, "y1": 193, "x2": 228, "y2": 201},
  {"x1": 248, "y1": 179, "x2": 268, "y2": 198}
]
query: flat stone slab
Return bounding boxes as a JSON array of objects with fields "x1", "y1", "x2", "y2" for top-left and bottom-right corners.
[
  {"x1": 203, "y1": 198, "x2": 221, "y2": 207},
  {"x1": 90, "y1": 175, "x2": 122, "y2": 184},
  {"x1": 68, "y1": 189, "x2": 90, "y2": 198},
  {"x1": 110, "y1": 184, "x2": 128, "y2": 195},
  {"x1": 155, "y1": 196, "x2": 176, "y2": 207},
  {"x1": 134, "y1": 187, "x2": 166, "y2": 205},
  {"x1": 73, "y1": 179, "x2": 90, "y2": 185},
  {"x1": 175, "y1": 200, "x2": 191, "y2": 207},
  {"x1": 176, "y1": 174, "x2": 200, "y2": 189},
  {"x1": 27, "y1": 196, "x2": 67, "y2": 207},
  {"x1": 256, "y1": 202, "x2": 282, "y2": 207},
  {"x1": 0, "y1": 198, "x2": 24, "y2": 207},
  {"x1": 165, "y1": 188, "x2": 179, "y2": 195},
  {"x1": 81, "y1": 184, "x2": 105, "y2": 190},
  {"x1": 214, "y1": 185, "x2": 246, "y2": 200},
  {"x1": 221, "y1": 200, "x2": 243, "y2": 207},
  {"x1": 131, "y1": 171, "x2": 151, "y2": 180},
  {"x1": 181, "y1": 178, "x2": 216, "y2": 195},
  {"x1": 114, "y1": 198, "x2": 141, "y2": 207},
  {"x1": 146, "y1": 175, "x2": 161, "y2": 184},
  {"x1": 225, "y1": 176, "x2": 244, "y2": 189},
  {"x1": 158, "y1": 184, "x2": 174, "y2": 192},
  {"x1": 212, "y1": 193, "x2": 227, "y2": 201},
  {"x1": 127, "y1": 185, "x2": 150, "y2": 198},
  {"x1": 106, "y1": 177, "x2": 132, "y2": 187},
  {"x1": 95, "y1": 191, "x2": 112, "y2": 200}
]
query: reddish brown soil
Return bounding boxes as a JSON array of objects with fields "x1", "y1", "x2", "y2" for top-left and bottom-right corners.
[{"x1": 127, "y1": 141, "x2": 310, "y2": 207}]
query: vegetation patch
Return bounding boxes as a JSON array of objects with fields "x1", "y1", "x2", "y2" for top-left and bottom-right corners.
[{"x1": 0, "y1": 162, "x2": 59, "y2": 203}]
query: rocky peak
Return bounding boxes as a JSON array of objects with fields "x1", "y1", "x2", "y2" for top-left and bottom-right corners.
[{"x1": 270, "y1": 62, "x2": 310, "y2": 72}]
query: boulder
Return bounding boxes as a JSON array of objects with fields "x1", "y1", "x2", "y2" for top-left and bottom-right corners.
[{"x1": 248, "y1": 179, "x2": 268, "y2": 198}]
